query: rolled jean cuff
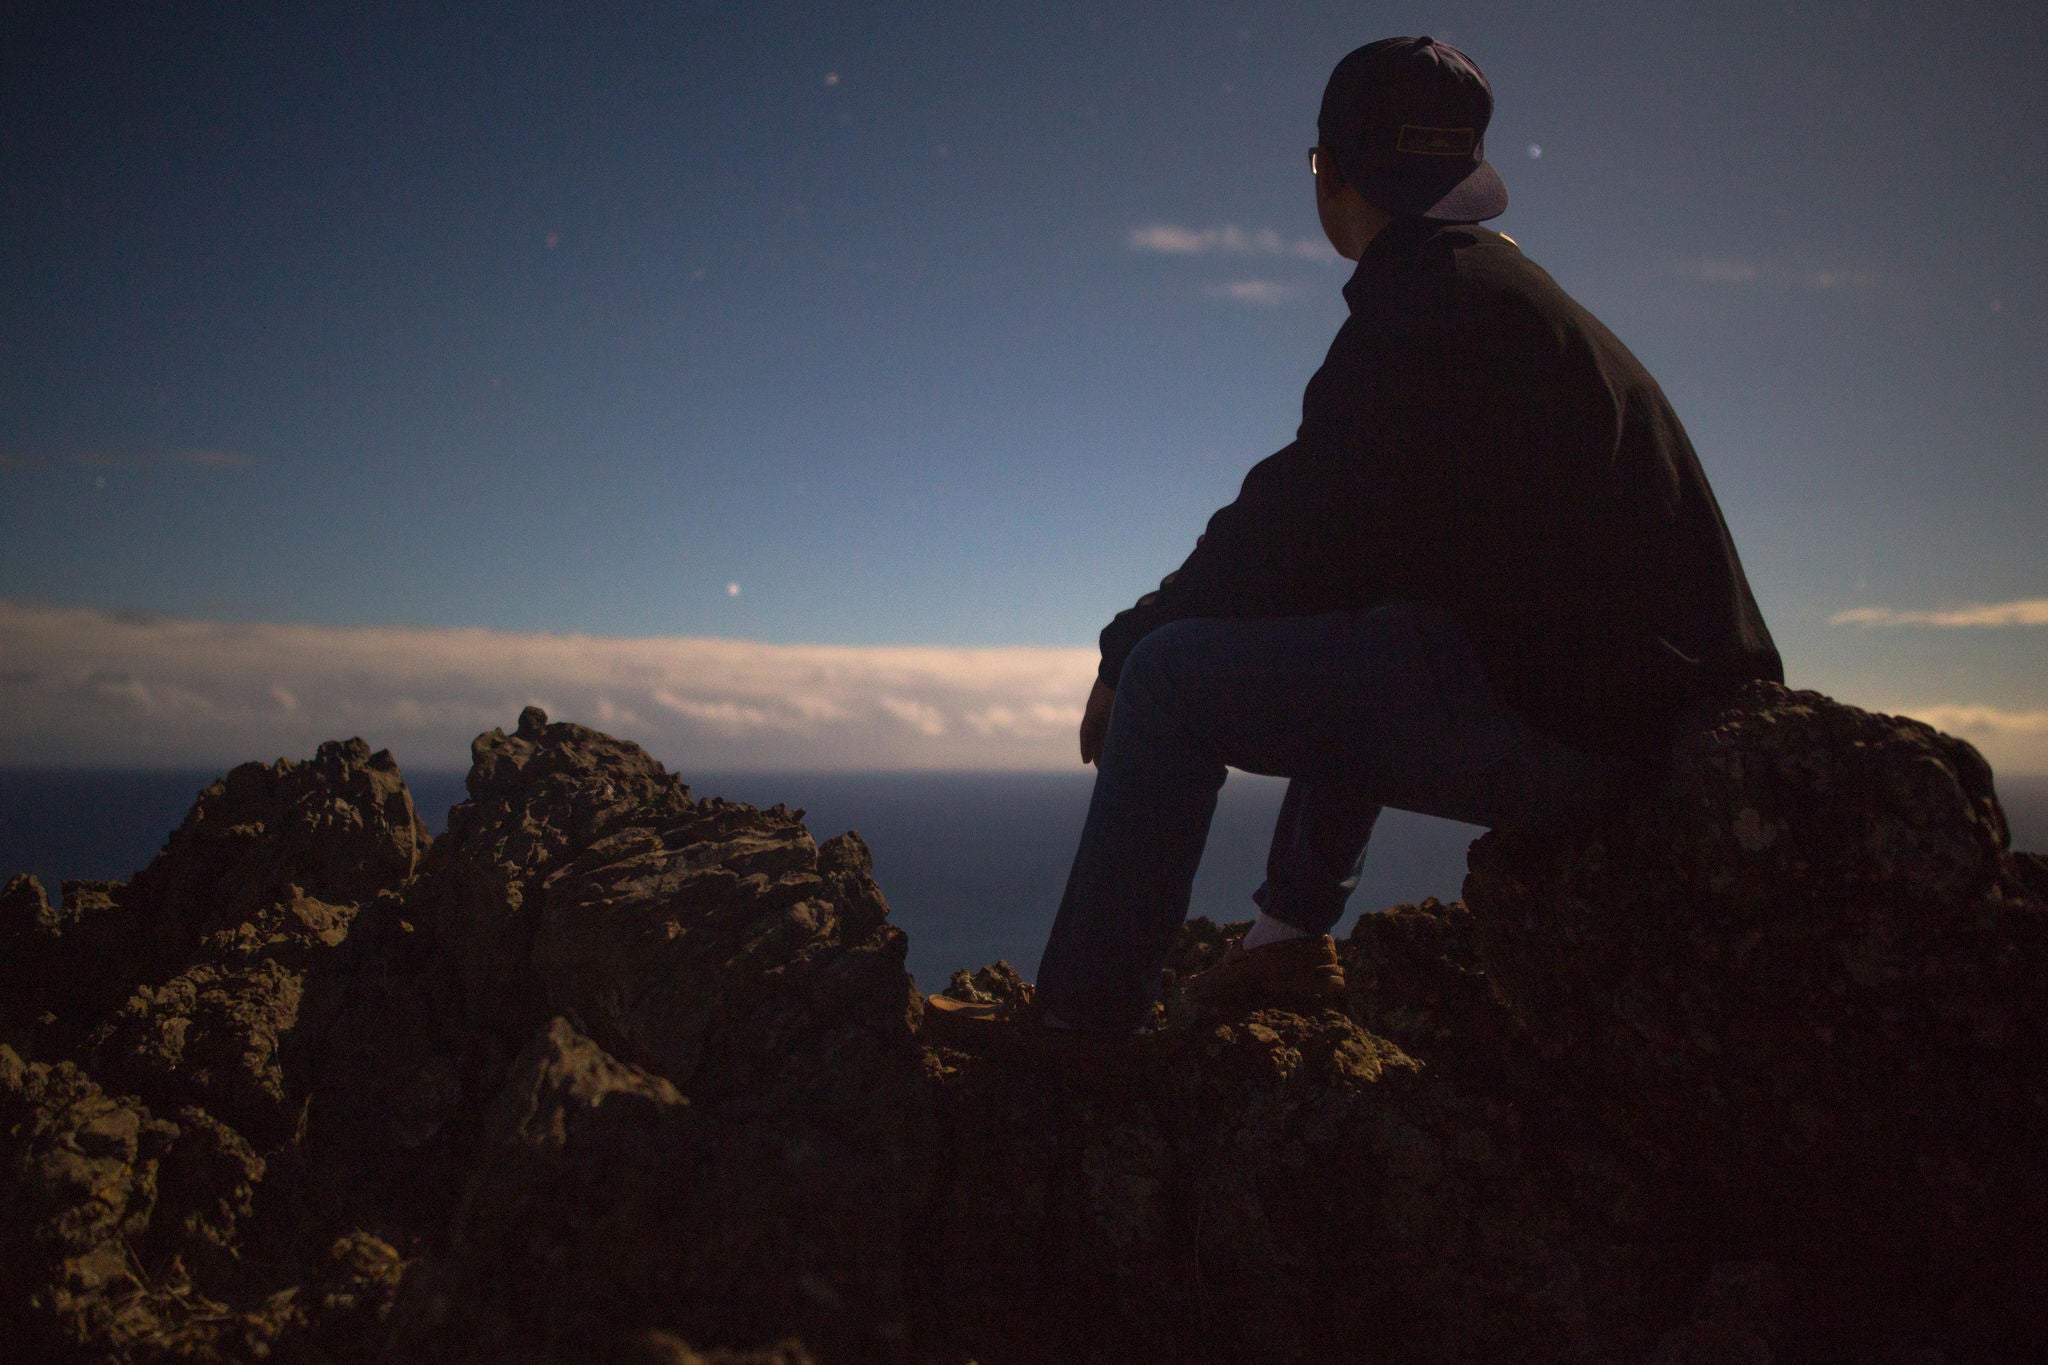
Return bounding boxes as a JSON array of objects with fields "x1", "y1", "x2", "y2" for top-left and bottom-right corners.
[{"x1": 1250, "y1": 880, "x2": 1350, "y2": 937}]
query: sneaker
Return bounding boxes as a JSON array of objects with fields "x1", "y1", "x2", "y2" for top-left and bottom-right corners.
[
  {"x1": 1182, "y1": 934, "x2": 1346, "y2": 1007},
  {"x1": 922, "y1": 992, "x2": 1033, "y2": 1034},
  {"x1": 922, "y1": 993, "x2": 1140, "y2": 1064}
]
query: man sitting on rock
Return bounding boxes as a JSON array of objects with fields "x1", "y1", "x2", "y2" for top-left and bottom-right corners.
[{"x1": 929, "y1": 36, "x2": 1782, "y2": 1041}]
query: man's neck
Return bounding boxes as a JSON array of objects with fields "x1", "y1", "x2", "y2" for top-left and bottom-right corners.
[{"x1": 1330, "y1": 196, "x2": 1396, "y2": 261}]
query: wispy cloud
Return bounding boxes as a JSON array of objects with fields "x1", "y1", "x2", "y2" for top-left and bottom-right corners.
[
  {"x1": 1830, "y1": 599, "x2": 2048, "y2": 628},
  {"x1": 1697, "y1": 258, "x2": 1760, "y2": 283},
  {"x1": 0, "y1": 449, "x2": 256, "y2": 471},
  {"x1": 171, "y1": 448, "x2": 255, "y2": 469},
  {"x1": 1128, "y1": 223, "x2": 1332, "y2": 261},
  {"x1": 1206, "y1": 279, "x2": 1294, "y2": 307},
  {"x1": 1807, "y1": 269, "x2": 1881, "y2": 291},
  {"x1": 1677, "y1": 258, "x2": 1878, "y2": 291},
  {"x1": 0, "y1": 601, "x2": 1096, "y2": 771}
]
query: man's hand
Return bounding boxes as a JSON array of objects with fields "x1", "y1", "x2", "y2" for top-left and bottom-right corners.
[{"x1": 1079, "y1": 679, "x2": 1115, "y2": 766}]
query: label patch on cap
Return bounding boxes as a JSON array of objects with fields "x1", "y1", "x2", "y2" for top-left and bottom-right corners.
[{"x1": 1396, "y1": 124, "x2": 1476, "y2": 157}]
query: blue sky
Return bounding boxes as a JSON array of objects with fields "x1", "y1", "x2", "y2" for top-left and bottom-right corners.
[{"x1": 3, "y1": 0, "x2": 2045, "y2": 773}]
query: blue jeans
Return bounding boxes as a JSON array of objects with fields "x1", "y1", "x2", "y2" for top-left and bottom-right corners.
[{"x1": 1035, "y1": 602, "x2": 1638, "y2": 1032}]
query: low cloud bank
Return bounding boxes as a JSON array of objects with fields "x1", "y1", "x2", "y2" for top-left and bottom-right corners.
[
  {"x1": 1832, "y1": 599, "x2": 2048, "y2": 628},
  {"x1": 1886, "y1": 704, "x2": 2048, "y2": 776},
  {"x1": 1901, "y1": 705, "x2": 2048, "y2": 738},
  {"x1": 10, "y1": 600, "x2": 2042, "y2": 779},
  {"x1": 0, "y1": 601, "x2": 1097, "y2": 772}
]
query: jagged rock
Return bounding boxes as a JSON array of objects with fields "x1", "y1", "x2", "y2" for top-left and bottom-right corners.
[
  {"x1": 139, "y1": 1229, "x2": 411, "y2": 1364},
  {"x1": 1468, "y1": 681, "x2": 2048, "y2": 1355},
  {"x1": 920, "y1": 1002, "x2": 1666, "y2": 1364},
  {"x1": 88, "y1": 958, "x2": 306, "y2": 1149},
  {"x1": 481, "y1": 1014, "x2": 687, "y2": 1148},
  {"x1": 942, "y1": 958, "x2": 1032, "y2": 1006},
  {"x1": 1, "y1": 870, "x2": 63, "y2": 939},
  {"x1": 409, "y1": 706, "x2": 695, "y2": 1038},
  {"x1": 197, "y1": 891, "x2": 362, "y2": 969},
  {"x1": 145, "y1": 1104, "x2": 265, "y2": 1284},
  {"x1": 0, "y1": 741, "x2": 434, "y2": 1362},
  {"x1": 0, "y1": 874, "x2": 65, "y2": 1049},
  {"x1": 253, "y1": 893, "x2": 472, "y2": 1272},
  {"x1": 82, "y1": 893, "x2": 378, "y2": 1155},
  {"x1": 305, "y1": 1228, "x2": 408, "y2": 1320},
  {"x1": 126, "y1": 738, "x2": 429, "y2": 954},
  {"x1": 384, "y1": 1016, "x2": 699, "y2": 1358},
  {"x1": 1341, "y1": 898, "x2": 1527, "y2": 1074},
  {"x1": 2, "y1": 690, "x2": 2042, "y2": 1362},
  {"x1": 388, "y1": 1009, "x2": 905, "y2": 1361},
  {"x1": 1, "y1": 740, "x2": 426, "y2": 1068},
  {"x1": 394, "y1": 713, "x2": 927, "y2": 1360},
  {"x1": 529, "y1": 810, "x2": 914, "y2": 1102},
  {"x1": 0, "y1": 877, "x2": 146, "y2": 1056},
  {"x1": 0, "y1": 1047, "x2": 262, "y2": 1356},
  {"x1": 251, "y1": 1230, "x2": 410, "y2": 1360},
  {"x1": 0, "y1": 1049, "x2": 172, "y2": 1342}
]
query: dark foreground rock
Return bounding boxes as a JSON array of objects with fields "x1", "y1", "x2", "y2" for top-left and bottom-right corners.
[
  {"x1": 3, "y1": 685, "x2": 2043, "y2": 1363},
  {"x1": 1464, "y1": 686, "x2": 2048, "y2": 1359}
]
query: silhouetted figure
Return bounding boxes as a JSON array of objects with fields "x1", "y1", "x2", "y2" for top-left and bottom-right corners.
[{"x1": 928, "y1": 36, "x2": 1781, "y2": 1042}]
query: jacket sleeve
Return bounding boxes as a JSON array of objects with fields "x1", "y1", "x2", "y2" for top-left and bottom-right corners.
[{"x1": 1095, "y1": 433, "x2": 1372, "y2": 688}]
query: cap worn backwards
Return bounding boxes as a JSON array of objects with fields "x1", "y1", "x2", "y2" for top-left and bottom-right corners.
[{"x1": 1318, "y1": 35, "x2": 1508, "y2": 223}]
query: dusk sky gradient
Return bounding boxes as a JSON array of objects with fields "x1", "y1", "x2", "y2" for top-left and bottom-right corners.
[{"x1": 4, "y1": 0, "x2": 2045, "y2": 773}]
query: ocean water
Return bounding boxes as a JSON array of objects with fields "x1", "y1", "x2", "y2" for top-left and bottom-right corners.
[{"x1": 4, "y1": 769, "x2": 2045, "y2": 994}]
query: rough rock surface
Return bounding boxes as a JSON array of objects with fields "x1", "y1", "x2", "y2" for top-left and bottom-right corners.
[
  {"x1": 1466, "y1": 681, "x2": 2048, "y2": 1359},
  {"x1": 2, "y1": 687, "x2": 2042, "y2": 1363}
]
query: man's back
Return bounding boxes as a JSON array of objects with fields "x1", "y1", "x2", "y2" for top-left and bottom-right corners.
[
  {"x1": 1099, "y1": 216, "x2": 1780, "y2": 759},
  {"x1": 978, "y1": 35, "x2": 1787, "y2": 1041},
  {"x1": 1320, "y1": 218, "x2": 1783, "y2": 755}
]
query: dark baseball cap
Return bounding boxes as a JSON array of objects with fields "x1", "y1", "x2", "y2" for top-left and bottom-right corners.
[{"x1": 1317, "y1": 36, "x2": 1507, "y2": 223}]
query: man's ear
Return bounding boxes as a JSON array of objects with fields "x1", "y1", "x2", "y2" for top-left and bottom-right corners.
[{"x1": 1315, "y1": 156, "x2": 1351, "y2": 208}]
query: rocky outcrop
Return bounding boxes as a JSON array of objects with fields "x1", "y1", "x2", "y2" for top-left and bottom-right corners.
[
  {"x1": 388, "y1": 709, "x2": 927, "y2": 1361},
  {"x1": 1465, "y1": 682, "x2": 2048, "y2": 1358},
  {"x1": 0, "y1": 736, "x2": 435, "y2": 1362},
  {"x1": 124, "y1": 738, "x2": 429, "y2": 957},
  {"x1": 1, "y1": 686, "x2": 2042, "y2": 1363},
  {"x1": 0, "y1": 737, "x2": 426, "y2": 1068}
]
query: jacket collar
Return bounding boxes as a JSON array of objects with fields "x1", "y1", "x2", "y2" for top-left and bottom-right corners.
[{"x1": 1341, "y1": 215, "x2": 1439, "y2": 313}]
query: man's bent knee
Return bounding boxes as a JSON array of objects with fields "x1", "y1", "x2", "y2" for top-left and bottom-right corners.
[{"x1": 1117, "y1": 619, "x2": 1211, "y2": 707}]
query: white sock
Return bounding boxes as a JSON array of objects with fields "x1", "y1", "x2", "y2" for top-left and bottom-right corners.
[{"x1": 1240, "y1": 912, "x2": 1308, "y2": 951}]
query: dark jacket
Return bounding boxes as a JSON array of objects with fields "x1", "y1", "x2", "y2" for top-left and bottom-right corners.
[{"x1": 1098, "y1": 217, "x2": 1782, "y2": 759}]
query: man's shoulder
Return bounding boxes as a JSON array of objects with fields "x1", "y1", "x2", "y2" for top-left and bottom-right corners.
[
  {"x1": 1428, "y1": 226, "x2": 1576, "y2": 318},
  {"x1": 1424, "y1": 225, "x2": 1649, "y2": 377},
  {"x1": 1336, "y1": 221, "x2": 1649, "y2": 388},
  {"x1": 1354, "y1": 224, "x2": 1567, "y2": 370}
]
